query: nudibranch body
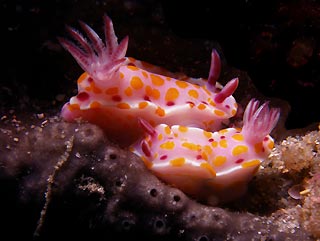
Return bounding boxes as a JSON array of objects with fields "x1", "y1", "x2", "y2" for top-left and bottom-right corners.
[
  {"x1": 59, "y1": 15, "x2": 238, "y2": 146},
  {"x1": 131, "y1": 99, "x2": 280, "y2": 204}
]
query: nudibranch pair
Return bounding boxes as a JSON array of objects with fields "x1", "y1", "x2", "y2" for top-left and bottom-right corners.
[{"x1": 59, "y1": 15, "x2": 280, "y2": 203}]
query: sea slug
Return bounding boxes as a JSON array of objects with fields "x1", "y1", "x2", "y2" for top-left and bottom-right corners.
[
  {"x1": 131, "y1": 99, "x2": 280, "y2": 204},
  {"x1": 59, "y1": 15, "x2": 238, "y2": 145}
]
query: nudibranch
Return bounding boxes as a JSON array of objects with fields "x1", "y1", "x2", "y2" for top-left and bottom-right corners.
[
  {"x1": 131, "y1": 99, "x2": 280, "y2": 204},
  {"x1": 59, "y1": 15, "x2": 239, "y2": 146}
]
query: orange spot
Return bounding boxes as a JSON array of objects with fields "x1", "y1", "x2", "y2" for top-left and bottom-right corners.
[
  {"x1": 201, "y1": 152, "x2": 208, "y2": 161},
  {"x1": 202, "y1": 86, "x2": 212, "y2": 96},
  {"x1": 170, "y1": 157, "x2": 185, "y2": 167},
  {"x1": 214, "y1": 109, "x2": 225, "y2": 117},
  {"x1": 92, "y1": 85, "x2": 102, "y2": 94},
  {"x1": 212, "y1": 156, "x2": 227, "y2": 167},
  {"x1": 90, "y1": 101, "x2": 101, "y2": 109},
  {"x1": 182, "y1": 142, "x2": 200, "y2": 151},
  {"x1": 160, "y1": 141, "x2": 175, "y2": 150},
  {"x1": 188, "y1": 102, "x2": 195, "y2": 108},
  {"x1": 145, "y1": 86, "x2": 160, "y2": 100},
  {"x1": 218, "y1": 129, "x2": 228, "y2": 134},
  {"x1": 68, "y1": 103, "x2": 80, "y2": 111},
  {"x1": 130, "y1": 76, "x2": 144, "y2": 90},
  {"x1": 119, "y1": 72, "x2": 124, "y2": 79},
  {"x1": 178, "y1": 126, "x2": 188, "y2": 132},
  {"x1": 207, "y1": 120, "x2": 215, "y2": 126},
  {"x1": 209, "y1": 99, "x2": 216, "y2": 107},
  {"x1": 150, "y1": 74, "x2": 164, "y2": 86},
  {"x1": 141, "y1": 156, "x2": 153, "y2": 169},
  {"x1": 138, "y1": 102, "x2": 148, "y2": 109},
  {"x1": 77, "y1": 72, "x2": 88, "y2": 84},
  {"x1": 254, "y1": 142, "x2": 263, "y2": 154},
  {"x1": 232, "y1": 145, "x2": 248, "y2": 156},
  {"x1": 155, "y1": 107, "x2": 165, "y2": 117},
  {"x1": 200, "y1": 162, "x2": 216, "y2": 176},
  {"x1": 231, "y1": 109, "x2": 237, "y2": 116},
  {"x1": 124, "y1": 87, "x2": 133, "y2": 96},
  {"x1": 105, "y1": 87, "x2": 119, "y2": 95},
  {"x1": 268, "y1": 140, "x2": 274, "y2": 150},
  {"x1": 164, "y1": 126, "x2": 171, "y2": 135},
  {"x1": 211, "y1": 141, "x2": 218, "y2": 148},
  {"x1": 145, "y1": 86, "x2": 152, "y2": 96},
  {"x1": 175, "y1": 80, "x2": 189, "y2": 88},
  {"x1": 142, "y1": 71, "x2": 148, "y2": 78},
  {"x1": 165, "y1": 88, "x2": 179, "y2": 101},
  {"x1": 166, "y1": 77, "x2": 171, "y2": 81},
  {"x1": 157, "y1": 133, "x2": 163, "y2": 141},
  {"x1": 188, "y1": 89, "x2": 199, "y2": 99},
  {"x1": 241, "y1": 159, "x2": 261, "y2": 168},
  {"x1": 232, "y1": 134, "x2": 244, "y2": 141},
  {"x1": 85, "y1": 82, "x2": 102, "y2": 94},
  {"x1": 197, "y1": 103, "x2": 206, "y2": 110},
  {"x1": 203, "y1": 130, "x2": 212, "y2": 138},
  {"x1": 203, "y1": 145, "x2": 212, "y2": 155},
  {"x1": 127, "y1": 65, "x2": 139, "y2": 71},
  {"x1": 117, "y1": 103, "x2": 131, "y2": 109},
  {"x1": 219, "y1": 139, "x2": 228, "y2": 148},
  {"x1": 85, "y1": 86, "x2": 92, "y2": 92}
]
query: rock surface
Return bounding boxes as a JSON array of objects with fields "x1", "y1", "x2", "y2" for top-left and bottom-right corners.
[{"x1": 0, "y1": 115, "x2": 317, "y2": 240}]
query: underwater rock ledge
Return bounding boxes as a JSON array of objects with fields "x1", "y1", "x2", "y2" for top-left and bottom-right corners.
[{"x1": 0, "y1": 114, "x2": 316, "y2": 241}]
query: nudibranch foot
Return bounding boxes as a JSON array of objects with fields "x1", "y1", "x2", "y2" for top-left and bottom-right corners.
[{"x1": 131, "y1": 99, "x2": 280, "y2": 204}]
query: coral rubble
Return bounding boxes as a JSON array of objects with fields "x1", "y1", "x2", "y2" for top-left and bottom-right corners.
[{"x1": 269, "y1": 127, "x2": 320, "y2": 239}]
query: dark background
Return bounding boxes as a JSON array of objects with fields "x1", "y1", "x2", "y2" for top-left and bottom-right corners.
[{"x1": 1, "y1": 0, "x2": 320, "y2": 129}]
